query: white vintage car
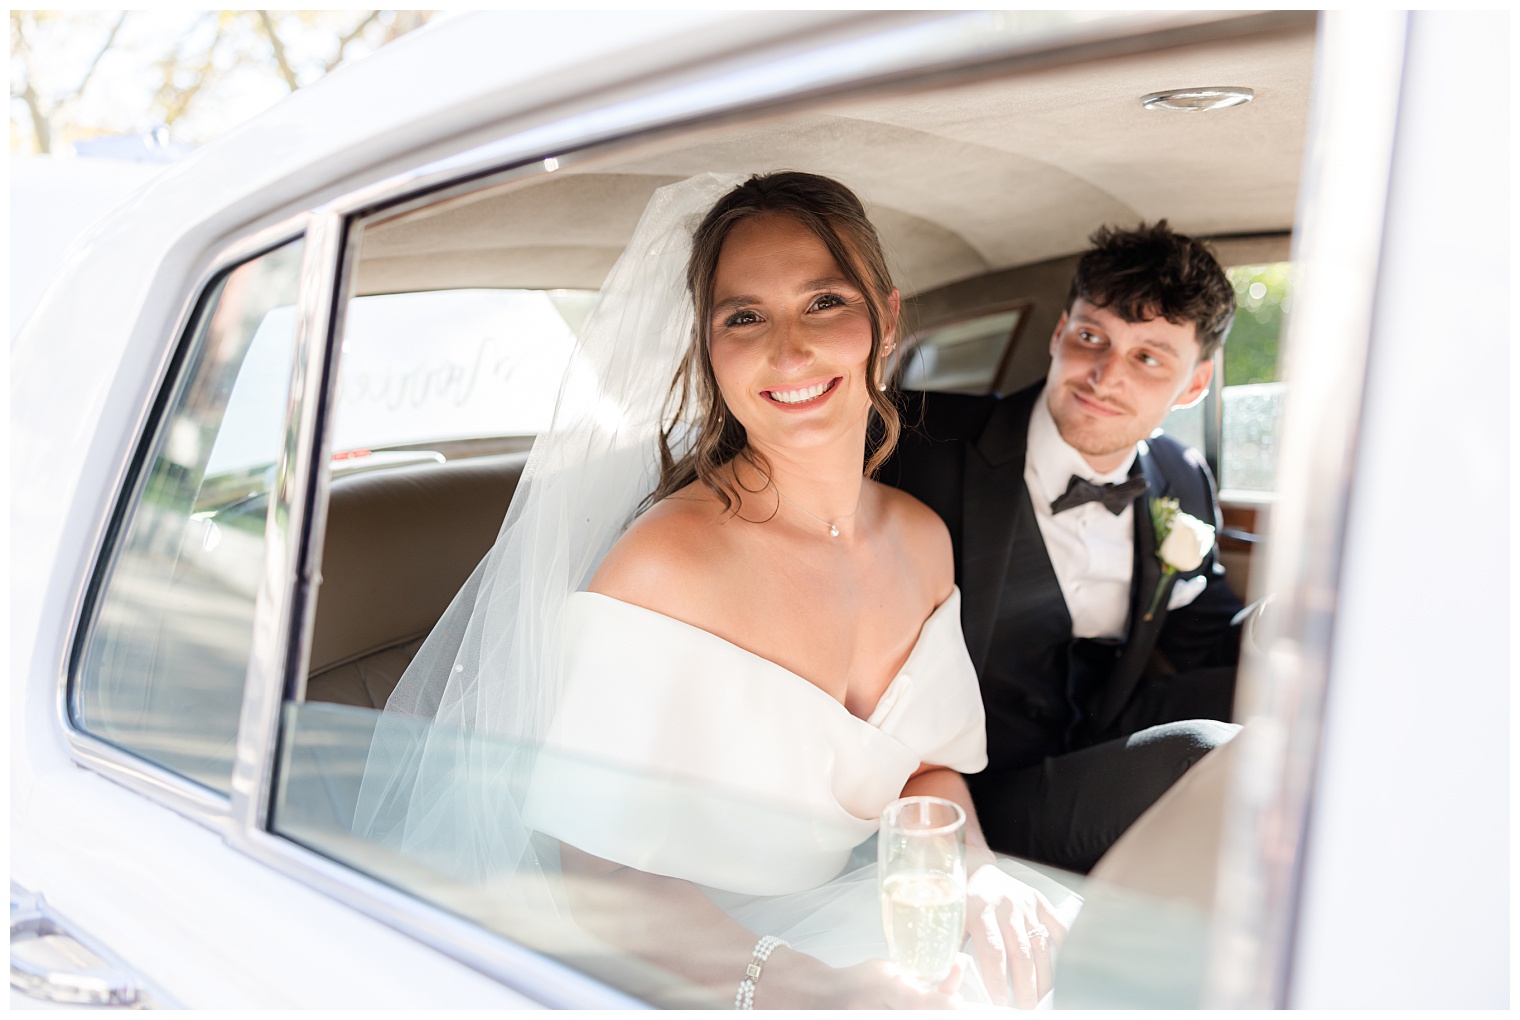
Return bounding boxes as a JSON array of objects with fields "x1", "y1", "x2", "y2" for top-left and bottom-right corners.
[{"x1": 10, "y1": 10, "x2": 1507, "y2": 1009}]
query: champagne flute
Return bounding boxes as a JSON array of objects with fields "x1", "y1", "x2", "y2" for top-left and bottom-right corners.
[{"x1": 878, "y1": 796, "x2": 967, "y2": 991}]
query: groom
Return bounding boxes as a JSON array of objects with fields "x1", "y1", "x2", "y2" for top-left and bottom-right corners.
[{"x1": 885, "y1": 221, "x2": 1244, "y2": 873}]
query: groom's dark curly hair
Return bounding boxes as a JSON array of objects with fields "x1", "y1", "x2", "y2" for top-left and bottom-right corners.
[{"x1": 1067, "y1": 220, "x2": 1236, "y2": 360}]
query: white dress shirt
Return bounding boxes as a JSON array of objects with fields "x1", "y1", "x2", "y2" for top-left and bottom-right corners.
[{"x1": 1024, "y1": 393, "x2": 1138, "y2": 640}]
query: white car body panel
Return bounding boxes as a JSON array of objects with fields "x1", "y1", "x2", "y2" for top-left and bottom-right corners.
[
  {"x1": 16, "y1": 766, "x2": 534, "y2": 1008},
  {"x1": 1287, "y1": 11, "x2": 1510, "y2": 1006},
  {"x1": 8, "y1": 156, "x2": 166, "y2": 338},
  {"x1": 9, "y1": 9, "x2": 1508, "y2": 1009}
]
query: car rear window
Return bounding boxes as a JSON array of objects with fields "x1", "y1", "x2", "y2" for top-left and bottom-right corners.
[{"x1": 331, "y1": 288, "x2": 595, "y2": 455}]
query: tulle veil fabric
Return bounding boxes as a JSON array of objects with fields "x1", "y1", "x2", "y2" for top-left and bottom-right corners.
[{"x1": 350, "y1": 173, "x2": 745, "y2": 890}]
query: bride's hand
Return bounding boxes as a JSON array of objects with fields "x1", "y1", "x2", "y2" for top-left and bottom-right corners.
[{"x1": 963, "y1": 854, "x2": 1067, "y2": 1008}]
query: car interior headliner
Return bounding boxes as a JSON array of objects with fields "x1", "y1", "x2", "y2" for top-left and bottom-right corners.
[{"x1": 353, "y1": 24, "x2": 1313, "y2": 300}]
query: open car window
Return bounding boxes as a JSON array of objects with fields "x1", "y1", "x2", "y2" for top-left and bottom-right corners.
[
  {"x1": 1218, "y1": 262, "x2": 1289, "y2": 494},
  {"x1": 254, "y1": 17, "x2": 1318, "y2": 996},
  {"x1": 1157, "y1": 261, "x2": 1291, "y2": 495}
]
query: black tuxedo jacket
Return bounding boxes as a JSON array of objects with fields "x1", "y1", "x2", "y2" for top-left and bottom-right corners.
[{"x1": 883, "y1": 385, "x2": 1242, "y2": 772}]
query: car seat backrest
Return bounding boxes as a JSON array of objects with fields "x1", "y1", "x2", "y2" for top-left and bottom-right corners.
[{"x1": 305, "y1": 451, "x2": 528, "y2": 708}]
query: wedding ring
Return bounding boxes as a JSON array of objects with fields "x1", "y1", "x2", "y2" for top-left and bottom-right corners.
[{"x1": 1026, "y1": 924, "x2": 1050, "y2": 942}]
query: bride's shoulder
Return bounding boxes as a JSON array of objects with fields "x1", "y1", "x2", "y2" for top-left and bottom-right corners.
[
  {"x1": 871, "y1": 481, "x2": 954, "y2": 599},
  {"x1": 586, "y1": 483, "x2": 730, "y2": 611}
]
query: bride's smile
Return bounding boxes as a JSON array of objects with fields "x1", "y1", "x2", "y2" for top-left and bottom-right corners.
[
  {"x1": 762, "y1": 376, "x2": 840, "y2": 407},
  {"x1": 708, "y1": 212, "x2": 885, "y2": 454}
]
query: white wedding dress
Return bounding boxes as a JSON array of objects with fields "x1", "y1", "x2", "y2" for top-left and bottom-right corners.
[{"x1": 523, "y1": 586, "x2": 1083, "y2": 999}]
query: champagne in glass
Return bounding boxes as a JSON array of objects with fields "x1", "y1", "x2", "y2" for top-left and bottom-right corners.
[{"x1": 879, "y1": 796, "x2": 967, "y2": 990}]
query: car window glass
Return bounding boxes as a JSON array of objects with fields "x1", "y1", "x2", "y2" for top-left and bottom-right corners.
[
  {"x1": 1218, "y1": 263, "x2": 1289, "y2": 493},
  {"x1": 73, "y1": 239, "x2": 305, "y2": 793},
  {"x1": 330, "y1": 288, "x2": 591, "y2": 458},
  {"x1": 1156, "y1": 262, "x2": 1291, "y2": 493},
  {"x1": 900, "y1": 307, "x2": 1024, "y2": 395},
  {"x1": 274, "y1": 700, "x2": 978, "y2": 1007}
]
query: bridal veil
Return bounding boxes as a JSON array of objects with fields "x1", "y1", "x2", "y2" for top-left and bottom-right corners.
[{"x1": 351, "y1": 173, "x2": 743, "y2": 885}]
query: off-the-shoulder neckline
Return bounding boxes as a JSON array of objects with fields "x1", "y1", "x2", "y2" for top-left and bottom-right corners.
[{"x1": 567, "y1": 587, "x2": 961, "y2": 726}]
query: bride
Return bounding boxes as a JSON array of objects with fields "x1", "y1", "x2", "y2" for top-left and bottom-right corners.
[{"x1": 360, "y1": 171, "x2": 1080, "y2": 1008}]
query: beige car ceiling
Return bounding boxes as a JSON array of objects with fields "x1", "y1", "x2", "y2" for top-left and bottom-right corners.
[{"x1": 355, "y1": 24, "x2": 1313, "y2": 300}]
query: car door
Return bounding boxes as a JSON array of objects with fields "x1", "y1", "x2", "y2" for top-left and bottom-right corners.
[
  {"x1": 10, "y1": 224, "x2": 551, "y2": 1008},
  {"x1": 227, "y1": 11, "x2": 1320, "y2": 1009},
  {"x1": 19, "y1": 9, "x2": 1499, "y2": 1010},
  {"x1": 13, "y1": 10, "x2": 1317, "y2": 1008}
]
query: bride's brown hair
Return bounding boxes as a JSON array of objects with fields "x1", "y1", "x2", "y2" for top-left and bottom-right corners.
[{"x1": 645, "y1": 172, "x2": 902, "y2": 514}]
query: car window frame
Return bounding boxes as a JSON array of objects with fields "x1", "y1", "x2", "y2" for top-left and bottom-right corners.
[
  {"x1": 47, "y1": 9, "x2": 1362, "y2": 1009},
  {"x1": 60, "y1": 214, "x2": 313, "y2": 828},
  {"x1": 897, "y1": 299, "x2": 1033, "y2": 396},
  {"x1": 1206, "y1": 13, "x2": 1409, "y2": 1005}
]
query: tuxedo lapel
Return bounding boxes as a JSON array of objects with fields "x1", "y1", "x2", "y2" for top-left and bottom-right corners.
[
  {"x1": 959, "y1": 388, "x2": 1043, "y2": 673},
  {"x1": 1091, "y1": 440, "x2": 1172, "y2": 734}
]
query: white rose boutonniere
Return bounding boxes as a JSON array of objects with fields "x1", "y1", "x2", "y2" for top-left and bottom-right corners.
[{"x1": 1144, "y1": 497, "x2": 1216, "y2": 622}]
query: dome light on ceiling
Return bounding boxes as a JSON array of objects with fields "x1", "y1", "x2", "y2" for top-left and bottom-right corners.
[{"x1": 1141, "y1": 86, "x2": 1254, "y2": 112}]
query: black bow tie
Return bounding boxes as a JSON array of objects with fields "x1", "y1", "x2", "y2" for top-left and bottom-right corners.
[{"x1": 1050, "y1": 474, "x2": 1148, "y2": 516}]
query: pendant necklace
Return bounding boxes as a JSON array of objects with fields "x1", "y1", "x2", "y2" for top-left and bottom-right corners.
[{"x1": 767, "y1": 479, "x2": 860, "y2": 538}]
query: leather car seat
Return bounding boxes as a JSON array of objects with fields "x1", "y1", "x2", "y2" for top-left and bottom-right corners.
[{"x1": 305, "y1": 451, "x2": 528, "y2": 708}]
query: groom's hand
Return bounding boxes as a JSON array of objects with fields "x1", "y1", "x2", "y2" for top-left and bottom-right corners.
[{"x1": 963, "y1": 853, "x2": 1067, "y2": 1009}]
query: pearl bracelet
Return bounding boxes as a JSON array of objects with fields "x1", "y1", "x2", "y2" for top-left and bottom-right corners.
[{"x1": 734, "y1": 934, "x2": 789, "y2": 1010}]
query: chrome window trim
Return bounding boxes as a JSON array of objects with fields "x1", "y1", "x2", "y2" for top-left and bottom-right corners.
[
  {"x1": 1203, "y1": 11, "x2": 1408, "y2": 1008},
  {"x1": 229, "y1": 211, "x2": 347, "y2": 834},
  {"x1": 48, "y1": 738, "x2": 234, "y2": 830},
  {"x1": 57, "y1": 213, "x2": 313, "y2": 828},
  {"x1": 228, "y1": 824, "x2": 649, "y2": 1009}
]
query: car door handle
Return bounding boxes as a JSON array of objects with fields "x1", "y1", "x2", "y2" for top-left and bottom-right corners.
[{"x1": 10, "y1": 884, "x2": 145, "y2": 1008}]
